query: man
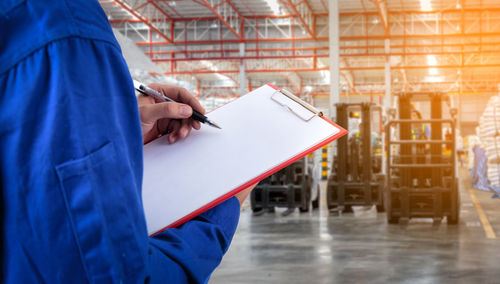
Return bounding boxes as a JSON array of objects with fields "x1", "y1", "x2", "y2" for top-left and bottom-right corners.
[
  {"x1": 0, "y1": 1, "x2": 253, "y2": 282},
  {"x1": 410, "y1": 109, "x2": 431, "y2": 187},
  {"x1": 410, "y1": 109, "x2": 431, "y2": 141}
]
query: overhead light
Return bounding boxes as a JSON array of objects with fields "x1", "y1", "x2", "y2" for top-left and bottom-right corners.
[
  {"x1": 211, "y1": 22, "x2": 218, "y2": 28},
  {"x1": 169, "y1": 1, "x2": 176, "y2": 7},
  {"x1": 320, "y1": 70, "x2": 330, "y2": 84},
  {"x1": 456, "y1": 2, "x2": 461, "y2": 9},
  {"x1": 427, "y1": 55, "x2": 439, "y2": 75},
  {"x1": 424, "y1": 76, "x2": 444, "y2": 83},
  {"x1": 427, "y1": 55, "x2": 437, "y2": 65},
  {"x1": 419, "y1": 0, "x2": 432, "y2": 11},
  {"x1": 264, "y1": 0, "x2": 281, "y2": 15},
  {"x1": 200, "y1": 60, "x2": 218, "y2": 71},
  {"x1": 214, "y1": 73, "x2": 234, "y2": 86},
  {"x1": 304, "y1": 86, "x2": 313, "y2": 92}
]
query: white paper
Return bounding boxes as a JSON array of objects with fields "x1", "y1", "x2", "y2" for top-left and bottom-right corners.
[{"x1": 142, "y1": 84, "x2": 340, "y2": 235}]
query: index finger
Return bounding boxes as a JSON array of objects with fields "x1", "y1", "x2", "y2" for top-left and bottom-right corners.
[{"x1": 148, "y1": 84, "x2": 205, "y2": 115}]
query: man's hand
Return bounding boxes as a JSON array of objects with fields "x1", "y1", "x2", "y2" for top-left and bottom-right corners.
[{"x1": 138, "y1": 84, "x2": 205, "y2": 144}]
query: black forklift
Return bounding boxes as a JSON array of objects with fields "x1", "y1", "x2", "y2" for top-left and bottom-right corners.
[
  {"x1": 326, "y1": 103, "x2": 386, "y2": 213},
  {"x1": 250, "y1": 158, "x2": 313, "y2": 216},
  {"x1": 385, "y1": 93, "x2": 459, "y2": 224}
]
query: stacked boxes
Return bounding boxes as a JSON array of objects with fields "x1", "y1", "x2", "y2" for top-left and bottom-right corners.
[{"x1": 477, "y1": 96, "x2": 500, "y2": 188}]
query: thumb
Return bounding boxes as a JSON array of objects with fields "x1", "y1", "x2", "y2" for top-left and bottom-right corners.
[{"x1": 140, "y1": 102, "x2": 192, "y2": 123}]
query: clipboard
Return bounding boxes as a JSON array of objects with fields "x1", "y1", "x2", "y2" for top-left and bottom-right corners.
[{"x1": 142, "y1": 84, "x2": 347, "y2": 235}]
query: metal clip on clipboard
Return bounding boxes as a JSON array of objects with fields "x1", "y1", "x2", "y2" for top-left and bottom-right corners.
[{"x1": 271, "y1": 89, "x2": 323, "y2": 121}]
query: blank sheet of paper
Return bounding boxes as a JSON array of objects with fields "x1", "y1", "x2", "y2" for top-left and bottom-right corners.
[{"x1": 142, "y1": 84, "x2": 342, "y2": 235}]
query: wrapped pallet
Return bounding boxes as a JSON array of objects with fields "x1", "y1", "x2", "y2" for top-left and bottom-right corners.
[
  {"x1": 467, "y1": 135, "x2": 481, "y2": 169},
  {"x1": 482, "y1": 137, "x2": 500, "y2": 163},
  {"x1": 488, "y1": 166, "x2": 500, "y2": 188},
  {"x1": 476, "y1": 95, "x2": 500, "y2": 192}
]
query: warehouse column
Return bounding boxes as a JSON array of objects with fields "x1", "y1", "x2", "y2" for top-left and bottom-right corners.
[
  {"x1": 457, "y1": 69, "x2": 463, "y2": 133},
  {"x1": 382, "y1": 39, "x2": 391, "y2": 175},
  {"x1": 384, "y1": 39, "x2": 391, "y2": 109},
  {"x1": 329, "y1": 0, "x2": 340, "y2": 119},
  {"x1": 322, "y1": 0, "x2": 340, "y2": 216},
  {"x1": 239, "y1": 42, "x2": 246, "y2": 96}
]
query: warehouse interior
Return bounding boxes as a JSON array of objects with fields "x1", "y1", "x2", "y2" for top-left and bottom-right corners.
[{"x1": 101, "y1": 0, "x2": 500, "y2": 282}]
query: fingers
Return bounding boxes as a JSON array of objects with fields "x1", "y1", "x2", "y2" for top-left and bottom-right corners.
[
  {"x1": 179, "y1": 119, "x2": 192, "y2": 139},
  {"x1": 167, "y1": 120, "x2": 181, "y2": 144},
  {"x1": 137, "y1": 94, "x2": 155, "y2": 106},
  {"x1": 191, "y1": 120, "x2": 201, "y2": 130},
  {"x1": 165, "y1": 119, "x2": 191, "y2": 144},
  {"x1": 157, "y1": 118, "x2": 200, "y2": 136},
  {"x1": 148, "y1": 84, "x2": 205, "y2": 115},
  {"x1": 139, "y1": 84, "x2": 206, "y2": 144},
  {"x1": 139, "y1": 102, "x2": 192, "y2": 124},
  {"x1": 167, "y1": 119, "x2": 192, "y2": 144}
]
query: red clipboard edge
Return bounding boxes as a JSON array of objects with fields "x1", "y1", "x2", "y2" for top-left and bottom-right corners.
[
  {"x1": 150, "y1": 85, "x2": 348, "y2": 236},
  {"x1": 268, "y1": 83, "x2": 279, "y2": 90}
]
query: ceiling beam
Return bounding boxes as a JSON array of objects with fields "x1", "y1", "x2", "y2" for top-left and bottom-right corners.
[
  {"x1": 368, "y1": 0, "x2": 389, "y2": 35},
  {"x1": 163, "y1": 64, "x2": 500, "y2": 75},
  {"x1": 149, "y1": 49, "x2": 500, "y2": 61},
  {"x1": 281, "y1": 0, "x2": 315, "y2": 37},
  {"x1": 342, "y1": 58, "x2": 356, "y2": 93},
  {"x1": 148, "y1": 1, "x2": 173, "y2": 21},
  {"x1": 112, "y1": 0, "x2": 172, "y2": 42},
  {"x1": 199, "y1": 0, "x2": 244, "y2": 40},
  {"x1": 105, "y1": 7, "x2": 500, "y2": 24},
  {"x1": 134, "y1": 30, "x2": 500, "y2": 46}
]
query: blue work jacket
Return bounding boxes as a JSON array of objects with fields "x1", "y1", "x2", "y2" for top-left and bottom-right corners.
[{"x1": 0, "y1": 1, "x2": 240, "y2": 283}]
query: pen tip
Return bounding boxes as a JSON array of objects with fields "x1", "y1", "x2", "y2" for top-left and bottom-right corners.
[{"x1": 208, "y1": 121, "x2": 222, "y2": 129}]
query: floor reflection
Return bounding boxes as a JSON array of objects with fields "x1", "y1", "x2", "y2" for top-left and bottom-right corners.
[{"x1": 212, "y1": 181, "x2": 500, "y2": 284}]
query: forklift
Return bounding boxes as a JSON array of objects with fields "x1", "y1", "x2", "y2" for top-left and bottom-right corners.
[
  {"x1": 385, "y1": 93, "x2": 459, "y2": 224},
  {"x1": 250, "y1": 158, "x2": 312, "y2": 216},
  {"x1": 327, "y1": 103, "x2": 386, "y2": 213}
]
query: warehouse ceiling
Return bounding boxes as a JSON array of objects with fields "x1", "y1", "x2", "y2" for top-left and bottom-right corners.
[{"x1": 100, "y1": 0, "x2": 500, "y2": 100}]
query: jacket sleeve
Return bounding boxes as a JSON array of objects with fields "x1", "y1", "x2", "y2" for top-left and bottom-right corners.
[{"x1": 147, "y1": 197, "x2": 241, "y2": 283}]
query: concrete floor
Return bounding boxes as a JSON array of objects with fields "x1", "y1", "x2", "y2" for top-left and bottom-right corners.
[{"x1": 211, "y1": 171, "x2": 500, "y2": 284}]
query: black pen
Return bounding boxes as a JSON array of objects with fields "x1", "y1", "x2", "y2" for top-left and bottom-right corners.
[{"x1": 133, "y1": 80, "x2": 221, "y2": 129}]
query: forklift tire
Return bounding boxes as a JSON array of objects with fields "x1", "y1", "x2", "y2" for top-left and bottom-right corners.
[
  {"x1": 447, "y1": 215, "x2": 459, "y2": 225},
  {"x1": 388, "y1": 216, "x2": 399, "y2": 224},
  {"x1": 250, "y1": 200, "x2": 257, "y2": 212},
  {"x1": 312, "y1": 197, "x2": 319, "y2": 209},
  {"x1": 251, "y1": 207, "x2": 261, "y2": 212},
  {"x1": 375, "y1": 174, "x2": 386, "y2": 213},
  {"x1": 300, "y1": 180, "x2": 311, "y2": 213},
  {"x1": 448, "y1": 181, "x2": 460, "y2": 225},
  {"x1": 343, "y1": 205, "x2": 353, "y2": 213},
  {"x1": 250, "y1": 189, "x2": 259, "y2": 212},
  {"x1": 312, "y1": 185, "x2": 320, "y2": 209}
]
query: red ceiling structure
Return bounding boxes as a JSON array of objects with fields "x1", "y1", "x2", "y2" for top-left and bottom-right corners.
[{"x1": 101, "y1": 0, "x2": 500, "y2": 98}]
